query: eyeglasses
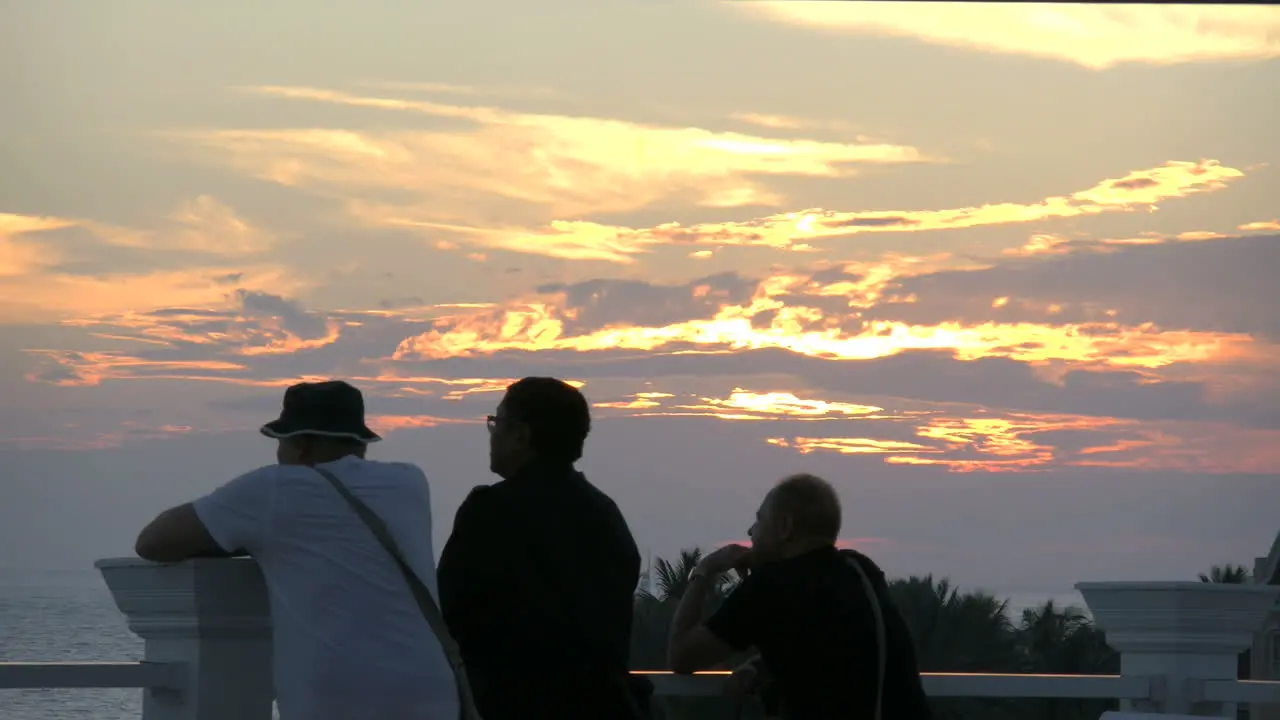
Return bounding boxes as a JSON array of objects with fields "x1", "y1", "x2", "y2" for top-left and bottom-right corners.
[{"x1": 486, "y1": 415, "x2": 499, "y2": 432}]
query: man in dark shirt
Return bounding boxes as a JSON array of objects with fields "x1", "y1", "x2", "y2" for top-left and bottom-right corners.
[
  {"x1": 437, "y1": 377, "x2": 646, "y2": 720},
  {"x1": 668, "y1": 473, "x2": 931, "y2": 720}
]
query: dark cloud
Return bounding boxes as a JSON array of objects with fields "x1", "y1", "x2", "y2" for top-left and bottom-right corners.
[
  {"x1": 823, "y1": 215, "x2": 918, "y2": 229},
  {"x1": 24, "y1": 353, "x2": 89, "y2": 385},
  {"x1": 378, "y1": 296, "x2": 426, "y2": 309},
  {"x1": 235, "y1": 290, "x2": 330, "y2": 340},
  {"x1": 1110, "y1": 177, "x2": 1158, "y2": 191},
  {"x1": 864, "y1": 234, "x2": 1280, "y2": 338},
  {"x1": 536, "y1": 271, "x2": 758, "y2": 332}
]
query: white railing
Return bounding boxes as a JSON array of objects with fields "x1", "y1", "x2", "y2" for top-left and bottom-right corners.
[{"x1": 0, "y1": 557, "x2": 1277, "y2": 719}]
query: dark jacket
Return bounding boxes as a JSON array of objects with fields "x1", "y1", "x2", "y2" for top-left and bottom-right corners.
[
  {"x1": 437, "y1": 461, "x2": 645, "y2": 720},
  {"x1": 704, "y1": 547, "x2": 931, "y2": 720}
]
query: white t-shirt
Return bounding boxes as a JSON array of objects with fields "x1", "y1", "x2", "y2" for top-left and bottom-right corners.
[{"x1": 192, "y1": 456, "x2": 460, "y2": 720}]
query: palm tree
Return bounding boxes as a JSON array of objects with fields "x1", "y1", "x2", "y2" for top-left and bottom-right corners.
[
  {"x1": 888, "y1": 576, "x2": 1023, "y2": 720},
  {"x1": 1015, "y1": 600, "x2": 1118, "y2": 720},
  {"x1": 1199, "y1": 564, "x2": 1252, "y2": 584},
  {"x1": 888, "y1": 576, "x2": 1021, "y2": 673},
  {"x1": 1017, "y1": 600, "x2": 1115, "y2": 674}
]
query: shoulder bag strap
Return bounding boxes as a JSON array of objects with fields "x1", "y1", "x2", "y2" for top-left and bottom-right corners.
[
  {"x1": 314, "y1": 466, "x2": 485, "y2": 720},
  {"x1": 846, "y1": 554, "x2": 886, "y2": 720}
]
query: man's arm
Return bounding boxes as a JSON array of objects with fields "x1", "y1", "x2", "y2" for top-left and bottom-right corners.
[
  {"x1": 136, "y1": 504, "x2": 241, "y2": 562},
  {"x1": 437, "y1": 486, "x2": 501, "y2": 643},
  {"x1": 667, "y1": 572, "x2": 739, "y2": 673},
  {"x1": 135, "y1": 467, "x2": 276, "y2": 563},
  {"x1": 668, "y1": 545, "x2": 763, "y2": 673}
]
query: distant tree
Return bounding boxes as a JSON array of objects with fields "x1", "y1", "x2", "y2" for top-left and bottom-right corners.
[
  {"x1": 1199, "y1": 564, "x2": 1252, "y2": 584},
  {"x1": 1015, "y1": 600, "x2": 1118, "y2": 720}
]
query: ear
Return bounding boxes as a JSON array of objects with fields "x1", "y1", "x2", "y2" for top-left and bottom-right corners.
[
  {"x1": 294, "y1": 436, "x2": 315, "y2": 463},
  {"x1": 778, "y1": 512, "x2": 795, "y2": 541},
  {"x1": 513, "y1": 420, "x2": 534, "y2": 448}
]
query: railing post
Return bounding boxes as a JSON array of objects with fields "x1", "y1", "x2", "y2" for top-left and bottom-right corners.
[
  {"x1": 96, "y1": 558, "x2": 274, "y2": 720},
  {"x1": 1078, "y1": 581, "x2": 1280, "y2": 717}
]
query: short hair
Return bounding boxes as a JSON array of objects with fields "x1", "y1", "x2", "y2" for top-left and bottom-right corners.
[
  {"x1": 769, "y1": 473, "x2": 842, "y2": 543},
  {"x1": 503, "y1": 377, "x2": 591, "y2": 463}
]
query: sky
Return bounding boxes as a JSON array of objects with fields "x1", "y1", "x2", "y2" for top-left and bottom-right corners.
[{"x1": 2, "y1": 1, "x2": 1279, "y2": 604}]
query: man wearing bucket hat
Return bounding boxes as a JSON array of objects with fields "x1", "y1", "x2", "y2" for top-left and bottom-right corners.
[{"x1": 135, "y1": 380, "x2": 461, "y2": 720}]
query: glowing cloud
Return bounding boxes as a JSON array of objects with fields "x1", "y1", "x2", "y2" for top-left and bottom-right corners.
[
  {"x1": 437, "y1": 159, "x2": 1243, "y2": 262},
  {"x1": 680, "y1": 390, "x2": 887, "y2": 420},
  {"x1": 0, "y1": 199, "x2": 288, "y2": 322},
  {"x1": 392, "y1": 264, "x2": 1260, "y2": 371},
  {"x1": 178, "y1": 84, "x2": 931, "y2": 248},
  {"x1": 0, "y1": 266, "x2": 303, "y2": 324},
  {"x1": 0, "y1": 213, "x2": 74, "y2": 277},
  {"x1": 767, "y1": 408, "x2": 1280, "y2": 474},
  {"x1": 736, "y1": 3, "x2": 1280, "y2": 70}
]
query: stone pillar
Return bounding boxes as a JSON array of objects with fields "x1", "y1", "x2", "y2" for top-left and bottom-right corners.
[
  {"x1": 97, "y1": 558, "x2": 274, "y2": 720},
  {"x1": 1078, "y1": 581, "x2": 1280, "y2": 717}
]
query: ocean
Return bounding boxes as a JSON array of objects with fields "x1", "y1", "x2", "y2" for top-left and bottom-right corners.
[
  {"x1": 0, "y1": 567, "x2": 1083, "y2": 720},
  {"x1": 0, "y1": 569, "x2": 143, "y2": 720}
]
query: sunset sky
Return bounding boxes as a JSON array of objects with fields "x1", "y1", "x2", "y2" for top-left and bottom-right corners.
[{"x1": 3, "y1": 1, "x2": 1278, "y2": 603}]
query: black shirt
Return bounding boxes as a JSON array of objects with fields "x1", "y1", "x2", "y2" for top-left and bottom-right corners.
[
  {"x1": 704, "y1": 546, "x2": 932, "y2": 720},
  {"x1": 437, "y1": 462, "x2": 644, "y2": 720}
]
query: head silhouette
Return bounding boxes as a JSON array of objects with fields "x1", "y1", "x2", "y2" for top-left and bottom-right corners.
[
  {"x1": 488, "y1": 377, "x2": 591, "y2": 479},
  {"x1": 748, "y1": 473, "x2": 842, "y2": 563}
]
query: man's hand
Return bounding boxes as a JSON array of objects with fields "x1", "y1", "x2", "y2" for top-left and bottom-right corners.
[{"x1": 697, "y1": 543, "x2": 753, "y2": 577}]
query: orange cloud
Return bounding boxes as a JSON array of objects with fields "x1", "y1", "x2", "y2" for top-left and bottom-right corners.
[
  {"x1": 729, "y1": 112, "x2": 863, "y2": 135},
  {"x1": 0, "y1": 213, "x2": 74, "y2": 277},
  {"x1": 677, "y1": 390, "x2": 891, "y2": 421},
  {"x1": 768, "y1": 436, "x2": 937, "y2": 455},
  {"x1": 24, "y1": 350, "x2": 252, "y2": 387},
  {"x1": 88, "y1": 196, "x2": 276, "y2": 256},
  {"x1": 176, "y1": 85, "x2": 931, "y2": 262},
  {"x1": 392, "y1": 263, "x2": 1260, "y2": 371},
  {"x1": 0, "y1": 200, "x2": 291, "y2": 323},
  {"x1": 594, "y1": 391, "x2": 674, "y2": 410},
  {"x1": 178, "y1": 84, "x2": 1243, "y2": 264},
  {"x1": 766, "y1": 409, "x2": 1280, "y2": 474},
  {"x1": 1004, "y1": 225, "x2": 1241, "y2": 258},
  {"x1": 0, "y1": 265, "x2": 305, "y2": 325},
  {"x1": 544, "y1": 377, "x2": 1280, "y2": 474},
  {"x1": 359, "y1": 80, "x2": 562, "y2": 101},
  {"x1": 62, "y1": 307, "x2": 342, "y2": 359},
  {"x1": 432, "y1": 159, "x2": 1242, "y2": 262},
  {"x1": 366, "y1": 414, "x2": 476, "y2": 433},
  {"x1": 1239, "y1": 219, "x2": 1280, "y2": 232},
  {"x1": 375, "y1": 375, "x2": 532, "y2": 400},
  {"x1": 736, "y1": 3, "x2": 1280, "y2": 70},
  {"x1": 0, "y1": 423, "x2": 199, "y2": 452}
]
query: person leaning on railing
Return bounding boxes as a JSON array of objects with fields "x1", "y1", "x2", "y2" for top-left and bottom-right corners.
[
  {"x1": 133, "y1": 380, "x2": 461, "y2": 720},
  {"x1": 667, "y1": 473, "x2": 933, "y2": 720}
]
